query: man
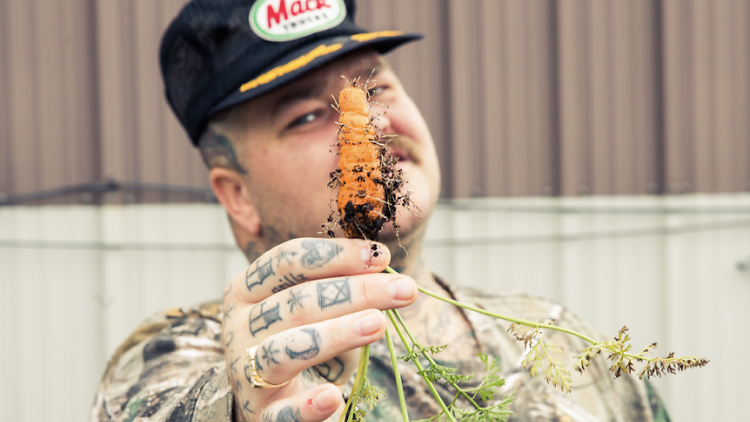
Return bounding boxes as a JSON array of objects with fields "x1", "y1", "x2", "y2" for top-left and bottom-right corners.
[{"x1": 91, "y1": 1, "x2": 670, "y2": 421}]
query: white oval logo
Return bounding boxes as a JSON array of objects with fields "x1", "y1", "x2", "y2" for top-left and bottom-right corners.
[{"x1": 250, "y1": 0, "x2": 347, "y2": 42}]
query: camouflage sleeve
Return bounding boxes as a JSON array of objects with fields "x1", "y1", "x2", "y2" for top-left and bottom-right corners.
[
  {"x1": 90, "y1": 302, "x2": 234, "y2": 422},
  {"x1": 645, "y1": 381, "x2": 672, "y2": 422}
]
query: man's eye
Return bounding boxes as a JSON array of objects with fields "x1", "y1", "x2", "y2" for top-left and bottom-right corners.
[
  {"x1": 367, "y1": 86, "x2": 386, "y2": 97},
  {"x1": 288, "y1": 111, "x2": 319, "y2": 128}
]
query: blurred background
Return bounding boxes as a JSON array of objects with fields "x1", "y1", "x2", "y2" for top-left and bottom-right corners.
[{"x1": 1, "y1": 0, "x2": 748, "y2": 421}]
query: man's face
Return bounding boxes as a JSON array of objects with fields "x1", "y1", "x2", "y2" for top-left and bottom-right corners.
[{"x1": 228, "y1": 49, "x2": 440, "y2": 244}]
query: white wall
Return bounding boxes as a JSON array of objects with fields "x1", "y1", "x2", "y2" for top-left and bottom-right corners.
[
  {"x1": 1, "y1": 194, "x2": 748, "y2": 421},
  {"x1": 0, "y1": 204, "x2": 247, "y2": 422}
]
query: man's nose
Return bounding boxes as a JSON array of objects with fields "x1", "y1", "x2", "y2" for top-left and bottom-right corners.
[{"x1": 372, "y1": 111, "x2": 391, "y2": 134}]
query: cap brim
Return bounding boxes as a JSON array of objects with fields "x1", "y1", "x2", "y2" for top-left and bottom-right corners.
[{"x1": 209, "y1": 31, "x2": 422, "y2": 116}]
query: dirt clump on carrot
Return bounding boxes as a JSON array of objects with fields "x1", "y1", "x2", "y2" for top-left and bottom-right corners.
[{"x1": 326, "y1": 79, "x2": 411, "y2": 241}]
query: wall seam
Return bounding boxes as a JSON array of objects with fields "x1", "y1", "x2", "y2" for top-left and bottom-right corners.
[
  {"x1": 653, "y1": 0, "x2": 667, "y2": 195},
  {"x1": 442, "y1": 0, "x2": 454, "y2": 198},
  {"x1": 547, "y1": 0, "x2": 562, "y2": 197}
]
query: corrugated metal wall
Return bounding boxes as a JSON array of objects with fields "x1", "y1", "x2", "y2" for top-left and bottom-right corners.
[
  {"x1": 1, "y1": 0, "x2": 749, "y2": 200},
  {"x1": 0, "y1": 204, "x2": 246, "y2": 422},
  {"x1": 0, "y1": 0, "x2": 101, "y2": 199},
  {"x1": 427, "y1": 194, "x2": 750, "y2": 422},
  {"x1": 95, "y1": 0, "x2": 210, "y2": 203},
  {"x1": 2, "y1": 2, "x2": 747, "y2": 421},
  {"x1": 1, "y1": 195, "x2": 748, "y2": 421}
]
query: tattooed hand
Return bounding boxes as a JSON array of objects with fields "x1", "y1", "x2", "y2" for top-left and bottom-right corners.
[{"x1": 222, "y1": 238, "x2": 418, "y2": 422}]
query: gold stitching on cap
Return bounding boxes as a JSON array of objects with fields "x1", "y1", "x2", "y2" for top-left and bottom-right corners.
[
  {"x1": 240, "y1": 43, "x2": 344, "y2": 92},
  {"x1": 350, "y1": 31, "x2": 404, "y2": 42}
]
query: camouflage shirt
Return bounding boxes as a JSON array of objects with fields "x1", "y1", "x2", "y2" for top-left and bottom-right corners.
[{"x1": 90, "y1": 285, "x2": 670, "y2": 422}]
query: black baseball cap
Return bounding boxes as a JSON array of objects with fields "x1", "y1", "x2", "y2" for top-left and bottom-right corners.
[{"x1": 159, "y1": 0, "x2": 422, "y2": 145}]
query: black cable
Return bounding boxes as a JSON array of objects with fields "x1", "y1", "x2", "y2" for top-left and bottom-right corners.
[
  {"x1": 1, "y1": 180, "x2": 747, "y2": 213},
  {"x1": 424, "y1": 218, "x2": 750, "y2": 247},
  {"x1": 0, "y1": 239, "x2": 237, "y2": 251},
  {"x1": 435, "y1": 198, "x2": 750, "y2": 215},
  {"x1": 1, "y1": 219, "x2": 748, "y2": 250},
  {"x1": 0, "y1": 179, "x2": 216, "y2": 206}
]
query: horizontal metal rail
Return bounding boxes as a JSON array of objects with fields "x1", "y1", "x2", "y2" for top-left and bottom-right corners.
[{"x1": 0, "y1": 179, "x2": 216, "y2": 206}]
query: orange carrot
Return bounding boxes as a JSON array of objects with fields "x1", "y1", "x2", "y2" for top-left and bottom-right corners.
[{"x1": 328, "y1": 80, "x2": 402, "y2": 240}]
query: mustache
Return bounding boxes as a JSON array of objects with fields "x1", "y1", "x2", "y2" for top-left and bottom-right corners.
[{"x1": 382, "y1": 134, "x2": 422, "y2": 165}]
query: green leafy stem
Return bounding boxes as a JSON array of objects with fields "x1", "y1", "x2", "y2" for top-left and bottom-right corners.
[{"x1": 339, "y1": 266, "x2": 709, "y2": 422}]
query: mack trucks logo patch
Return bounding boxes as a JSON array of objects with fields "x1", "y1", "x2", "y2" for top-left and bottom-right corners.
[{"x1": 250, "y1": 0, "x2": 346, "y2": 42}]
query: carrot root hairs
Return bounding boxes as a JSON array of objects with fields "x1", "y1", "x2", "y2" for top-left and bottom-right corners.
[{"x1": 325, "y1": 77, "x2": 413, "y2": 241}]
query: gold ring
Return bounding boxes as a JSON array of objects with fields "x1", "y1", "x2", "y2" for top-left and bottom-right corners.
[{"x1": 246, "y1": 346, "x2": 290, "y2": 389}]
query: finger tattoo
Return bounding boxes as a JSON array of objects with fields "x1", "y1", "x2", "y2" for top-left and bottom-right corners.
[
  {"x1": 243, "y1": 400, "x2": 255, "y2": 415},
  {"x1": 317, "y1": 278, "x2": 351, "y2": 309},
  {"x1": 277, "y1": 250, "x2": 297, "y2": 265},
  {"x1": 285, "y1": 328, "x2": 321, "y2": 360},
  {"x1": 249, "y1": 302, "x2": 282, "y2": 336},
  {"x1": 301, "y1": 368, "x2": 323, "y2": 382},
  {"x1": 272, "y1": 273, "x2": 309, "y2": 294},
  {"x1": 261, "y1": 340, "x2": 281, "y2": 367},
  {"x1": 316, "y1": 356, "x2": 345, "y2": 382},
  {"x1": 224, "y1": 305, "x2": 235, "y2": 320},
  {"x1": 287, "y1": 288, "x2": 309, "y2": 312},
  {"x1": 246, "y1": 258, "x2": 275, "y2": 291},
  {"x1": 300, "y1": 240, "x2": 343, "y2": 269},
  {"x1": 268, "y1": 406, "x2": 301, "y2": 422}
]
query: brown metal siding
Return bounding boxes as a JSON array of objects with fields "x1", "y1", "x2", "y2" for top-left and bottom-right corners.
[
  {"x1": 356, "y1": 0, "x2": 454, "y2": 196},
  {"x1": 661, "y1": 0, "x2": 750, "y2": 194},
  {"x1": 1, "y1": 0, "x2": 100, "y2": 200},
  {"x1": 95, "y1": 0, "x2": 209, "y2": 204},
  {"x1": 556, "y1": 0, "x2": 663, "y2": 196},
  {"x1": 1, "y1": 0, "x2": 749, "y2": 202},
  {"x1": 0, "y1": 0, "x2": 9, "y2": 196}
]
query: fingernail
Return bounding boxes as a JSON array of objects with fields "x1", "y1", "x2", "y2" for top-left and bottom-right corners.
[
  {"x1": 353, "y1": 311, "x2": 381, "y2": 336},
  {"x1": 361, "y1": 243, "x2": 386, "y2": 264},
  {"x1": 388, "y1": 277, "x2": 416, "y2": 301},
  {"x1": 312, "y1": 387, "x2": 337, "y2": 411}
]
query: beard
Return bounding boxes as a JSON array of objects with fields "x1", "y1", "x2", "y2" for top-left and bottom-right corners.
[{"x1": 382, "y1": 134, "x2": 424, "y2": 166}]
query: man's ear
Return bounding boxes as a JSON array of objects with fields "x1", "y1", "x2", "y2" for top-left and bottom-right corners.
[{"x1": 209, "y1": 167, "x2": 261, "y2": 237}]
